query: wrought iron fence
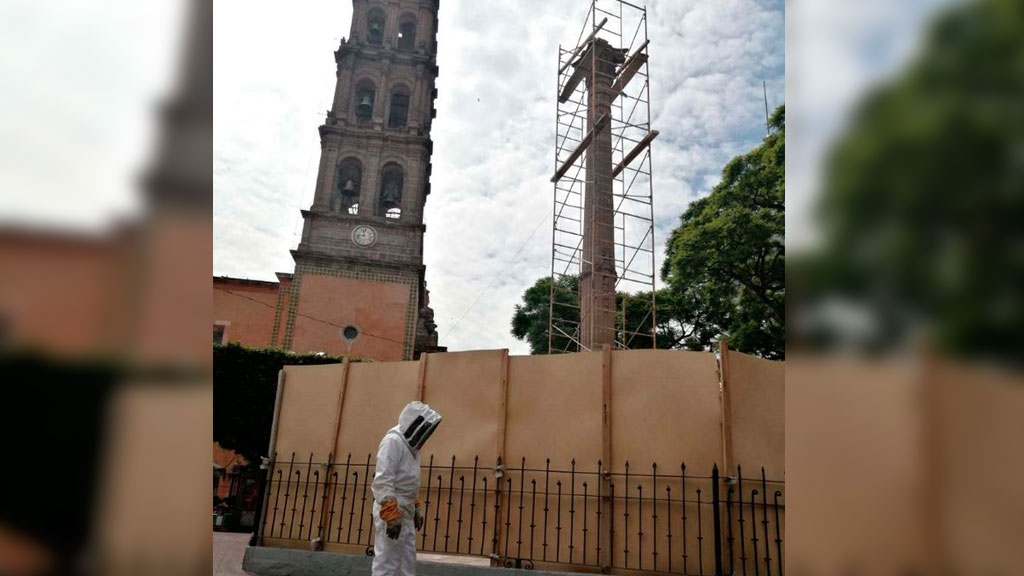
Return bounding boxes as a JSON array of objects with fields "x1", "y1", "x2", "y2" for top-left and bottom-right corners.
[{"x1": 258, "y1": 453, "x2": 784, "y2": 576}]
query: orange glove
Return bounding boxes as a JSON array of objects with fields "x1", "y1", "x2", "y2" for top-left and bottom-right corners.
[
  {"x1": 380, "y1": 499, "x2": 402, "y2": 539},
  {"x1": 379, "y1": 500, "x2": 402, "y2": 523}
]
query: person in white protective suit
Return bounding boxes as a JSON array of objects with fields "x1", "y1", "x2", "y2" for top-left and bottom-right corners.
[{"x1": 371, "y1": 401, "x2": 442, "y2": 576}]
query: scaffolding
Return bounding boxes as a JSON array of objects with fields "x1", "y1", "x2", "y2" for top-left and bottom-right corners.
[{"x1": 549, "y1": 0, "x2": 658, "y2": 353}]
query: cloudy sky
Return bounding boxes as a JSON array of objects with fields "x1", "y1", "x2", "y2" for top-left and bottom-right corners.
[
  {"x1": 786, "y1": 0, "x2": 957, "y2": 250},
  {"x1": 214, "y1": 0, "x2": 785, "y2": 355},
  {"x1": 0, "y1": 0, "x2": 960, "y2": 354},
  {"x1": 0, "y1": 0, "x2": 182, "y2": 232}
]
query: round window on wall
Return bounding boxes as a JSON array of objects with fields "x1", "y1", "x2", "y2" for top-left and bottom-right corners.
[{"x1": 341, "y1": 325, "x2": 360, "y2": 343}]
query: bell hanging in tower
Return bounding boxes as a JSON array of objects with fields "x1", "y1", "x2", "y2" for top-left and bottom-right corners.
[{"x1": 357, "y1": 94, "x2": 373, "y2": 117}]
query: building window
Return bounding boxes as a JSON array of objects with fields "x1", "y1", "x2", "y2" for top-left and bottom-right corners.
[
  {"x1": 397, "y1": 17, "x2": 416, "y2": 51},
  {"x1": 348, "y1": 203, "x2": 359, "y2": 215},
  {"x1": 378, "y1": 164, "x2": 403, "y2": 218},
  {"x1": 213, "y1": 324, "x2": 225, "y2": 345},
  {"x1": 334, "y1": 158, "x2": 362, "y2": 213},
  {"x1": 340, "y1": 325, "x2": 360, "y2": 342},
  {"x1": 355, "y1": 83, "x2": 375, "y2": 124},
  {"x1": 388, "y1": 92, "x2": 410, "y2": 129},
  {"x1": 367, "y1": 9, "x2": 385, "y2": 45}
]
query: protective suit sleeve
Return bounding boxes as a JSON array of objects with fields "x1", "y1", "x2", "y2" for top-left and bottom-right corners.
[{"x1": 372, "y1": 433, "x2": 401, "y2": 505}]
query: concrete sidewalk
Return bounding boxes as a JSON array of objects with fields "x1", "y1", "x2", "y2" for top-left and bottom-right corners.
[
  {"x1": 215, "y1": 531, "x2": 492, "y2": 576},
  {"x1": 213, "y1": 532, "x2": 253, "y2": 576},
  {"x1": 242, "y1": 544, "x2": 569, "y2": 576}
]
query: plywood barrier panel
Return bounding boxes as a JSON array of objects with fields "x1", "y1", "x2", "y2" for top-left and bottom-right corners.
[
  {"x1": 505, "y1": 352, "x2": 604, "y2": 469},
  {"x1": 726, "y1": 350, "x2": 784, "y2": 480},
  {"x1": 931, "y1": 362, "x2": 1024, "y2": 576},
  {"x1": 336, "y1": 360, "x2": 420, "y2": 460},
  {"x1": 264, "y1": 359, "x2": 418, "y2": 547},
  {"x1": 724, "y1": 469, "x2": 785, "y2": 576},
  {"x1": 610, "y1": 471, "x2": 724, "y2": 575},
  {"x1": 266, "y1": 363, "x2": 344, "y2": 545},
  {"x1": 276, "y1": 363, "x2": 344, "y2": 462},
  {"x1": 494, "y1": 459, "x2": 675, "y2": 571},
  {"x1": 420, "y1": 350, "x2": 504, "y2": 465},
  {"x1": 497, "y1": 353, "x2": 604, "y2": 569},
  {"x1": 610, "y1": 350, "x2": 721, "y2": 474},
  {"x1": 263, "y1": 453, "x2": 377, "y2": 549},
  {"x1": 786, "y1": 357, "x2": 928, "y2": 576},
  {"x1": 415, "y1": 452, "x2": 492, "y2": 558},
  {"x1": 486, "y1": 461, "x2": 733, "y2": 575},
  {"x1": 494, "y1": 469, "x2": 597, "y2": 569}
]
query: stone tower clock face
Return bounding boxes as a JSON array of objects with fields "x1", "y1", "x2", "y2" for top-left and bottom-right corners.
[{"x1": 351, "y1": 225, "x2": 377, "y2": 247}]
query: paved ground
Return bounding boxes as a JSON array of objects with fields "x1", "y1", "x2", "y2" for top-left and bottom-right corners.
[
  {"x1": 418, "y1": 553, "x2": 490, "y2": 567},
  {"x1": 213, "y1": 532, "x2": 252, "y2": 576},
  {"x1": 213, "y1": 531, "x2": 490, "y2": 575}
]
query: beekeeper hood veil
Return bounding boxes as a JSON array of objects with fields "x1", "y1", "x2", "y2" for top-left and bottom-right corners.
[{"x1": 393, "y1": 401, "x2": 441, "y2": 452}]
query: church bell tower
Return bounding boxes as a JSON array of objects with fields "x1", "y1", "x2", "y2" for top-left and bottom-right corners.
[{"x1": 284, "y1": 0, "x2": 444, "y2": 360}]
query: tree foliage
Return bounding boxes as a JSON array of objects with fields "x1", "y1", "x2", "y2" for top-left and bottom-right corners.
[
  {"x1": 1, "y1": 351, "x2": 118, "y2": 562},
  {"x1": 510, "y1": 276, "x2": 688, "y2": 355},
  {"x1": 213, "y1": 343, "x2": 355, "y2": 463},
  {"x1": 661, "y1": 106, "x2": 786, "y2": 359},
  {"x1": 510, "y1": 276, "x2": 578, "y2": 354},
  {"x1": 808, "y1": 0, "x2": 1024, "y2": 360}
]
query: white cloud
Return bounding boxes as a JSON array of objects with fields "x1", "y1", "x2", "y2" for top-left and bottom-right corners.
[
  {"x1": 786, "y1": 0, "x2": 958, "y2": 250},
  {"x1": 0, "y1": 0, "x2": 183, "y2": 232},
  {"x1": 213, "y1": 0, "x2": 785, "y2": 354}
]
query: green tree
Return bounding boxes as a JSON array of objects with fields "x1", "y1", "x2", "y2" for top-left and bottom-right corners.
[
  {"x1": 510, "y1": 276, "x2": 694, "y2": 354},
  {"x1": 661, "y1": 105, "x2": 786, "y2": 359},
  {"x1": 213, "y1": 343, "x2": 352, "y2": 463},
  {"x1": 511, "y1": 275, "x2": 577, "y2": 354},
  {"x1": 805, "y1": 0, "x2": 1024, "y2": 361}
]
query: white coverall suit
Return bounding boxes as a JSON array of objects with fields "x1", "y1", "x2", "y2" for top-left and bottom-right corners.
[{"x1": 371, "y1": 401, "x2": 442, "y2": 576}]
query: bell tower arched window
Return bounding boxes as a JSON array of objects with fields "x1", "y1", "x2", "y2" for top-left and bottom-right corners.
[
  {"x1": 397, "y1": 14, "x2": 417, "y2": 51},
  {"x1": 333, "y1": 158, "x2": 362, "y2": 214},
  {"x1": 367, "y1": 9, "x2": 385, "y2": 45},
  {"x1": 378, "y1": 164, "x2": 404, "y2": 219},
  {"x1": 354, "y1": 80, "x2": 376, "y2": 125},
  {"x1": 388, "y1": 87, "x2": 410, "y2": 129}
]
